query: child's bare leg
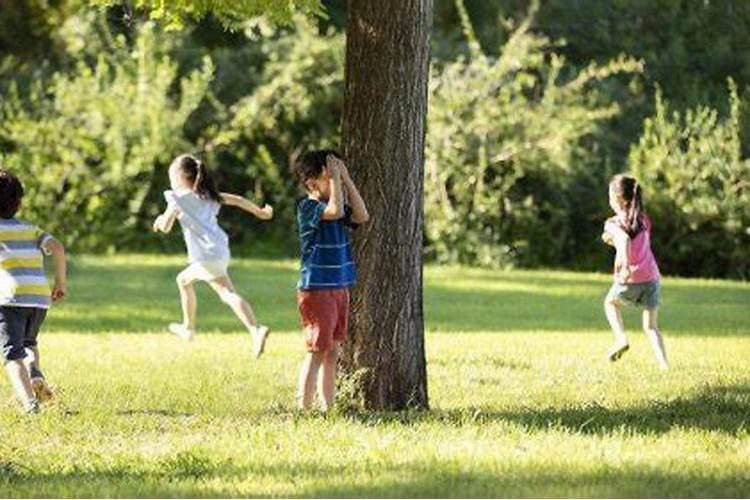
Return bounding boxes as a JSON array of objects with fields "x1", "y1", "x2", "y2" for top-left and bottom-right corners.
[
  {"x1": 208, "y1": 276, "x2": 259, "y2": 331},
  {"x1": 5, "y1": 360, "x2": 37, "y2": 412},
  {"x1": 176, "y1": 269, "x2": 198, "y2": 330},
  {"x1": 604, "y1": 297, "x2": 629, "y2": 361},
  {"x1": 23, "y1": 346, "x2": 44, "y2": 379},
  {"x1": 643, "y1": 308, "x2": 668, "y2": 370},
  {"x1": 297, "y1": 351, "x2": 324, "y2": 410},
  {"x1": 318, "y1": 343, "x2": 340, "y2": 412},
  {"x1": 604, "y1": 298, "x2": 628, "y2": 344}
]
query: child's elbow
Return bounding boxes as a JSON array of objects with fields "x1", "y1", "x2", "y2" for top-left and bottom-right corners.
[
  {"x1": 354, "y1": 211, "x2": 370, "y2": 224},
  {"x1": 47, "y1": 239, "x2": 65, "y2": 255}
]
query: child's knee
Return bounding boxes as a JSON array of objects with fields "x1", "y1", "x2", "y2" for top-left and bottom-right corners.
[{"x1": 176, "y1": 272, "x2": 191, "y2": 287}]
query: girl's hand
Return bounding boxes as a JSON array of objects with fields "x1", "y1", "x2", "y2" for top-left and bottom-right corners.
[
  {"x1": 258, "y1": 204, "x2": 274, "y2": 220},
  {"x1": 153, "y1": 215, "x2": 166, "y2": 232},
  {"x1": 51, "y1": 280, "x2": 66, "y2": 302},
  {"x1": 601, "y1": 231, "x2": 615, "y2": 247},
  {"x1": 615, "y1": 261, "x2": 631, "y2": 283}
]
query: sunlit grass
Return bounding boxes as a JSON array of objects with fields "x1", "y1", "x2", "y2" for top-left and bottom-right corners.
[{"x1": 1, "y1": 255, "x2": 749, "y2": 497}]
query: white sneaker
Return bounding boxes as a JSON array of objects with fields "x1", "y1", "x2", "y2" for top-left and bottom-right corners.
[
  {"x1": 252, "y1": 325, "x2": 270, "y2": 359},
  {"x1": 169, "y1": 323, "x2": 195, "y2": 341}
]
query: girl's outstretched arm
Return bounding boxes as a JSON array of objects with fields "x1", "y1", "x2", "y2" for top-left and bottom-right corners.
[
  {"x1": 153, "y1": 205, "x2": 178, "y2": 233},
  {"x1": 220, "y1": 193, "x2": 273, "y2": 220}
]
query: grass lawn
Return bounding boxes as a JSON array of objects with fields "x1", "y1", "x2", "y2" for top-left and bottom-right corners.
[{"x1": 1, "y1": 254, "x2": 749, "y2": 497}]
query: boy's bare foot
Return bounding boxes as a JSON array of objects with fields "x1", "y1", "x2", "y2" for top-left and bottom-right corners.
[
  {"x1": 608, "y1": 341, "x2": 630, "y2": 362},
  {"x1": 169, "y1": 323, "x2": 195, "y2": 341},
  {"x1": 31, "y1": 377, "x2": 54, "y2": 402},
  {"x1": 252, "y1": 325, "x2": 270, "y2": 359}
]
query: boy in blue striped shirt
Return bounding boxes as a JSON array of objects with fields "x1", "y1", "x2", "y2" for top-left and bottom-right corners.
[
  {"x1": 294, "y1": 151, "x2": 369, "y2": 411},
  {"x1": 0, "y1": 170, "x2": 67, "y2": 414}
]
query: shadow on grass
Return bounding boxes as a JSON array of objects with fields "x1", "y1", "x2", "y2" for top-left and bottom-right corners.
[
  {"x1": 2, "y1": 453, "x2": 748, "y2": 498},
  {"x1": 335, "y1": 384, "x2": 750, "y2": 437}
]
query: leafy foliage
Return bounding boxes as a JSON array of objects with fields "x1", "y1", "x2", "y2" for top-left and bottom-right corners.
[
  {"x1": 425, "y1": 2, "x2": 642, "y2": 267},
  {"x1": 0, "y1": 21, "x2": 213, "y2": 250},
  {"x1": 86, "y1": 0, "x2": 324, "y2": 29},
  {"x1": 629, "y1": 82, "x2": 750, "y2": 279}
]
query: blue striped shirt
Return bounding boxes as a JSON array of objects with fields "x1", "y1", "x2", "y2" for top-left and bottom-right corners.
[{"x1": 297, "y1": 198, "x2": 357, "y2": 290}]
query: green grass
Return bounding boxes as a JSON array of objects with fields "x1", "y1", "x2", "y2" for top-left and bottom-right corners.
[{"x1": 2, "y1": 254, "x2": 750, "y2": 498}]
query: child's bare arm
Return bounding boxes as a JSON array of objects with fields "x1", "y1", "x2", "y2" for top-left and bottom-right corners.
[
  {"x1": 321, "y1": 155, "x2": 345, "y2": 220},
  {"x1": 41, "y1": 237, "x2": 67, "y2": 302},
  {"x1": 340, "y1": 162, "x2": 370, "y2": 224},
  {"x1": 605, "y1": 221, "x2": 632, "y2": 281},
  {"x1": 153, "y1": 205, "x2": 178, "y2": 233},
  {"x1": 220, "y1": 193, "x2": 273, "y2": 220}
]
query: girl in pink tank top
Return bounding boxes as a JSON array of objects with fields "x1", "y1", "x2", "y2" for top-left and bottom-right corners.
[{"x1": 601, "y1": 174, "x2": 668, "y2": 369}]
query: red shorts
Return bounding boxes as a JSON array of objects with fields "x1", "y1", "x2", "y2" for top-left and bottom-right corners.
[{"x1": 297, "y1": 288, "x2": 350, "y2": 352}]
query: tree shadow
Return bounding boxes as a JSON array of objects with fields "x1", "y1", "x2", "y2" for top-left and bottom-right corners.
[
  {"x1": 337, "y1": 383, "x2": 750, "y2": 437},
  {"x1": 3, "y1": 453, "x2": 748, "y2": 498}
]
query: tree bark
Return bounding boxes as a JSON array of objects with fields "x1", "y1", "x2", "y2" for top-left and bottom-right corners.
[{"x1": 341, "y1": 0, "x2": 433, "y2": 410}]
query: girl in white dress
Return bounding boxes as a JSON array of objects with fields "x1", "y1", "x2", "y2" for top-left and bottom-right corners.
[{"x1": 153, "y1": 154, "x2": 272, "y2": 358}]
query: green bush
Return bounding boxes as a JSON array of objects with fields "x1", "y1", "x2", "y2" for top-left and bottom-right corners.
[
  {"x1": 0, "y1": 20, "x2": 213, "y2": 251},
  {"x1": 629, "y1": 82, "x2": 750, "y2": 279},
  {"x1": 424, "y1": 2, "x2": 641, "y2": 267}
]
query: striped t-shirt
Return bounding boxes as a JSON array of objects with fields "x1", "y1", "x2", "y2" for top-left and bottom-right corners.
[
  {"x1": 297, "y1": 198, "x2": 358, "y2": 290},
  {"x1": 0, "y1": 218, "x2": 52, "y2": 309}
]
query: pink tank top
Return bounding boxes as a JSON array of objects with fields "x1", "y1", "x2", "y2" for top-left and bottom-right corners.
[{"x1": 620, "y1": 215, "x2": 661, "y2": 283}]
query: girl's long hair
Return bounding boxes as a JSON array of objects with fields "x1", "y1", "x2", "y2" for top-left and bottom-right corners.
[
  {"x1": 171, "y1": 154, "x2": 222, "y2": 203},
  {"x1": 610, "y1": 174, "x2": 644, "y2": 237}
]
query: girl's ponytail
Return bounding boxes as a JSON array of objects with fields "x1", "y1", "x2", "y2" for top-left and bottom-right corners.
[
  {"x1": 610, "y1": 174, "x2": 645, "y2": 237},
  {"x1": 171, "y1": 154, "x2": 222, "y2": 204},
  {"x1": 625, "y1": 181, "x2": 642, "y2": 236}
]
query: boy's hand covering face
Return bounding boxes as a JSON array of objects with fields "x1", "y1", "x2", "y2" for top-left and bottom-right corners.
[{"x1": 326, "y1": 154, "x2": 344, "y2": 178}]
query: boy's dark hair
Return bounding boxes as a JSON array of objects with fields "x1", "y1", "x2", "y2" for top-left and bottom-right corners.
[
  {"x1": 171, "y1": 154, "x2": 222, "y2": 203},
  {"x1": 294, "y1": 149, "x2": 341, "y2": 188},
  {"x1": 0, "y1": 170, "x2": 24, "y2": 219}
]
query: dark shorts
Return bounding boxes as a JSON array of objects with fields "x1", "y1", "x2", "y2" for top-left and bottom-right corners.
[
  {"x1": 0, "y1": 306, "x2": 47, "y2": 363},
  {"x1": 606, "y1": 280, "x2": 661, "y2": 309},
  {"x1": 297, "y1": 289, "x2": 350, "y2": 352}
]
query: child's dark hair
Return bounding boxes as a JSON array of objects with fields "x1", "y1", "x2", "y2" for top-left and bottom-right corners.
[
  {"x1": 294, "y1": 149, "x2": 341, "y2": 188},
  {"x1": 0, "y1": 170, "x2": 24, "y2": 219},
  {"x1": 610, "y1": 174, "x2": 644, "y2": 236},
  {"x1": 171, "y1": 154, "x2": 222, "y2": 203}
]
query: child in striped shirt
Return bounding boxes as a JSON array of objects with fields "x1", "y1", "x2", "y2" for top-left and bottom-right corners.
[
  {"x1": 0, "y1": 170, "x2": 67, "y2": 414},
  {"x1": 293, "y1": 151, "x2": 369, "y2": 411}
]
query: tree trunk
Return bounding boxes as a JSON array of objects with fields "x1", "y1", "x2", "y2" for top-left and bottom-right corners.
[{"x1": 340, "y1": 0, "x2": 433, "y2": 410}]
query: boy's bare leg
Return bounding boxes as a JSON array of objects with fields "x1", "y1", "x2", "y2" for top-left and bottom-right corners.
[
  {"x1": 297, "y1": 351, "x2": 324, "y2": 410},
  {"x1": 5, "y1": 360, "x2": 37, "y2": 412},
  {"x1": 23, "y1": 346, "x2": 42, "y2": 378},
  {"x1": 318, "y1": 343, "x2": 340, "y2": 412},
  {"x1": 24, "y1": 346, "x2": 53, "y2": 401},
  {"x1": 643, "y1": 308, "x2": 668, "y2": 370}
]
